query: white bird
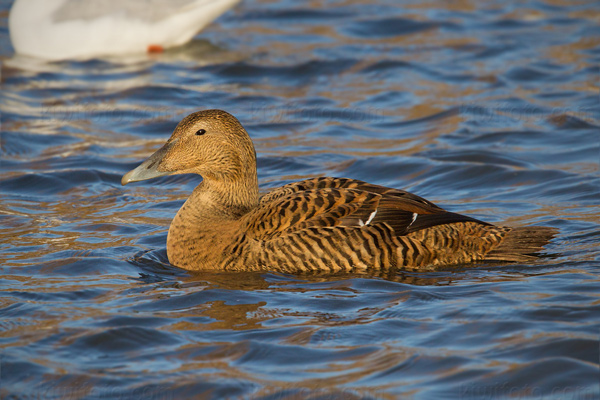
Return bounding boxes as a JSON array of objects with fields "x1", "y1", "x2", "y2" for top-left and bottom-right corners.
[{"x1": 9, "y1": 0, "x2": 240, "y2": 60}]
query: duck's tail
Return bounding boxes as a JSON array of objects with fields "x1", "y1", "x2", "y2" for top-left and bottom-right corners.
[{"x1": 485, "y1": 226, "x2": 558, "y2": 263}]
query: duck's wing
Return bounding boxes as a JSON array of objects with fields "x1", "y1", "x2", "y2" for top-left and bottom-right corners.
[
  {"x1": 248, "y1": 187, "x2": 381, "y2": 240},
  {"x1": 250, "y1": 178, "x2": 489, "y2": 241},
  {"x1": 260, "y1": 177, "x2": 440, "y2": 208}
]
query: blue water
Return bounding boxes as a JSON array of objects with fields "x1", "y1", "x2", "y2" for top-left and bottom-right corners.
[{"x1": 1, "y1": 0, "x2": 599, "y2": 399}]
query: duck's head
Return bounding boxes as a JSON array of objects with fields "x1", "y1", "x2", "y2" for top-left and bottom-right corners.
[{"x1": 122, "y1": 109, "x2": 257, "y2": 186}]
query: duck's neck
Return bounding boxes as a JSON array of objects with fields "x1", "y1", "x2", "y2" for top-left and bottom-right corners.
[
  {"x1": 190, "y1": 174, "x2": 260, "y2": 220},
  {"x1": 170, "y1": 171, "x2": 260, "y2": 234},
  {"x1": 166, "y1": 173, "x2": 259, "y2": 269}
]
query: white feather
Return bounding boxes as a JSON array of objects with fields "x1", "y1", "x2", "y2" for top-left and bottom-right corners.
[
  {"x1": 365, "y1": 210, "x2": 377, "y2": 225},
  {"x1": 408, "y1": 212, "x2": 418, "y2": 228}
]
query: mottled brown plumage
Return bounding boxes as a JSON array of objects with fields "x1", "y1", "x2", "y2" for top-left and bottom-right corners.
[{"x1": 122, "y1": 110, "x2": 556, "y2": 273}]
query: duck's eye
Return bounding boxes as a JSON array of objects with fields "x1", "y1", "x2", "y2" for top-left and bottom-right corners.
[{"x1": 195, "y1": 129, "x2": 206, "y2": 136}]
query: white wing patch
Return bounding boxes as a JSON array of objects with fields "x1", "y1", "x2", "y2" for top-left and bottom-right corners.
[
  {"x1": 408, "y1": 212, "x2": 418, "y2": 228},
  {"x1": 359, "y1": 210, "x2": 378, "y2": 227},
  {"x1": 365, "y1": 210, "x2": 378, "y2": 225}
]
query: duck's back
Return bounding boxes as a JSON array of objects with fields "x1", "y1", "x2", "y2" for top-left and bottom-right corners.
[{"x1": 218, "y1": 178, "x2": 555, "y2": 273}]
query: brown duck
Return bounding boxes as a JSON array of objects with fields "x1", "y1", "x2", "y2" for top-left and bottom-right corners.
[{"x1": 122, "y1": 110, "x2": 555, "y2": 273}]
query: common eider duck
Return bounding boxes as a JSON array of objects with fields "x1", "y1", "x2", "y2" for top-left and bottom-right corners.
[{"x1": 122, "y1": 110, "x2": 556, "y2": 273}]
